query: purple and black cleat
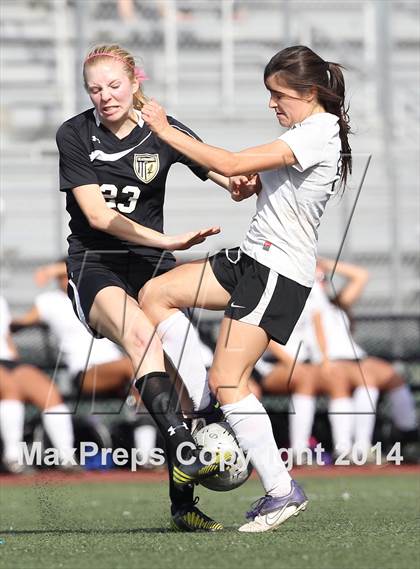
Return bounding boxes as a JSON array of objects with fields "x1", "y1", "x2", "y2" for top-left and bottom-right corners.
[{"x1": 239, "y1": 480, "x2": 308, "y2": 533}]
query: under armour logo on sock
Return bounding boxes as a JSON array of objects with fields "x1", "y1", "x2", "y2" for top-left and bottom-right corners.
[{"x1": 168, "y1": 423, "x2": 189, "y2": 436}]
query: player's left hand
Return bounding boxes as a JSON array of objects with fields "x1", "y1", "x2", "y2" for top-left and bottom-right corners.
[
  {"x1": 165, "y1": 226, "x2": 221, "y2": 251},
  {"x1": 229, "y1": 174, "x2": 261, "y2": 202},
  {"x1": 142, "y1": 99, "x2": 170, "y2": 136}
]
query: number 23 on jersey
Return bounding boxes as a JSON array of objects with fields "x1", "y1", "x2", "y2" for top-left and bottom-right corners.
[{"x1": 100, "y1": 184, "x2": 141, "y2": 214}]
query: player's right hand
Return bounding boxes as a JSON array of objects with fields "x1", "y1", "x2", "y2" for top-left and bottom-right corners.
[
  {"x1": 229, "y1": 174, "x2": 261, "y2": 202},
  {"x1": 164, "y1": 227, "x2": 221, "y2": 251}
]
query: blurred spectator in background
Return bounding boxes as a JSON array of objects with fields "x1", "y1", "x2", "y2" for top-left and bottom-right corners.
[
  {"x1": 12, "y1": 261, "x2": 159, "y2": 467},
  {"x1": 310, "y1": 259, "x2": 419, "y2": 461},
  {"x1": 13, "y1": 261, "x2": 135, "y2": 399},
  {"x1": 262, "y1": 258, "x2": 419, "y2": 463},
  {"x1": 0, "y1": 296, "x2": 76, "y2": 473}
]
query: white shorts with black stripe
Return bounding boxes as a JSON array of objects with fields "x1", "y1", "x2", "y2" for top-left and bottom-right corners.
[{"x1": 209, "y1": 247, "x2": 311, "y2": 345}]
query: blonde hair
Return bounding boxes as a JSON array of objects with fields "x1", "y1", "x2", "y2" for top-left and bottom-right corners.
[{"x1": 83, "y1": 44, "x2": 148, "y2": 110}]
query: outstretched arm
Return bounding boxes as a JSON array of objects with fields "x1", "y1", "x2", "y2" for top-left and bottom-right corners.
[
  {"x1": 207, "y1": 171, "x2": 230, "y2": 191},
  {"x1": 72, "y1": 185, "x2": 220, "y2": 251},
  {"x1": 142, "y1": 100, "x2": 296, "y2": 177}
]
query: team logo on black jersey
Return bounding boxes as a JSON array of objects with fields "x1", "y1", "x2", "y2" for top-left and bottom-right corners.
[{"x1": 133, "y1": 153, "x2": 160, "y2": 183}]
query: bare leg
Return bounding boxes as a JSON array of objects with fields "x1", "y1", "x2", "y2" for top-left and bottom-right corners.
[
  {"x1": 140, "y1": 259, "x2": 230, "y2": 411},
  {"x1": 12, "y1": 365, "x2": 62, "y2": 410},
  {"x1": 208, "y1": 318, "x2": 293, "y2": 496},
  {"x1": 9, "y1": 365, "x2": 76, "y2": 464},
  {"x1": 209, "y1": 317, "x2": 269, "y2": 405},
  {"x1": 81, "y1": 357, "x2": 134, "y2": 394},
  {"x1": 262, "y1": 362, "x2": 319, "y2": 396},
  {"x1": 0, "y1": 366, "x2": 21, "y2": 399},
  {"x1": 88, "y1": 286, "x2": 165, "y2": 376},
  {"x1": 140, "y1": 259, "x2": 230, "y2": 324},
  {"x1": 0, "y1": 366, "x2": 25, "y2": 466},
  {"x1": 359, "y1": 357, "x2": 404, "y2": 391}
]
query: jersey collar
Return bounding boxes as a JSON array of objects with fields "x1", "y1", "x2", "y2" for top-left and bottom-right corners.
[{"x1": 93, "y1": 108, "x2": 144, "y2": 128}]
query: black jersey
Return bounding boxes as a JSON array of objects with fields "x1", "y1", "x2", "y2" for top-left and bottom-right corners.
[{"x1": 56, "y1": 108, "x2": 209, "y2": 260}]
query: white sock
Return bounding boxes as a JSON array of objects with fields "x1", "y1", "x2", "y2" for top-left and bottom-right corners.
[
  {"x1": 157, "y1": 311, "x2": 211, "y2": 411},
  {"x1": 134, "y1": 424, "x2": 157, "y2": 463},
  {"x1": 221, "y1": 394, "x2": 292, "y2": 496},
  {"x1": 328, "y1": 397, "x2": 354, "y2": 455},
  {"x1": 42, "y1": 403, "x2": 75, "y2": 463},
  {"x1": 0, "y1": 400, "x2": 25, "y2": 463},
  {"x1": 388, "y1": 385, "x2": 418, "y2": 431},
  {"x1": 352, "y1": 386, "x2": 379, "y2": 452},
  {"x1": 289, "y1": 394, "x2": 316, "y2": 456}
]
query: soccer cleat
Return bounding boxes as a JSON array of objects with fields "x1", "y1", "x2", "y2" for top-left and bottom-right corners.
[
  {"x1": 170, "y1": 498, "x2": 224, "y2": 532},
  {"x1": 172, "y1": 447, "x2": 232, "y2": 487},
  {"x1": 238, "y1": 480, "x2": 308, "y2": 533}
]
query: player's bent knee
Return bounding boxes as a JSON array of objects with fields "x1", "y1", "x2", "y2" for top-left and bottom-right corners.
[
  {"x1": 208, "y1": 368, "x2": 239, "y2": 396},
  {"x1": 208, "y1": 370, "x2": 221, "y2": 395},
  {"x1": 139, "y1": 276, "x2": 179, "y2": 313}
]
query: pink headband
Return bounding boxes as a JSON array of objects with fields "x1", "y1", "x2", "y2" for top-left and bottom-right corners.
[{"x1": 84, "y1": 52, "x2": 149, "y2": 82}]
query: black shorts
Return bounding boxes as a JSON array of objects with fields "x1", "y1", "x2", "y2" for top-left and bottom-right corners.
[
  {"x1": 209, "y1": 247, "x2": 311, "y2": 345},
  {"x1": 67, "y1": 250, "x2": 175, "y2": 336}
]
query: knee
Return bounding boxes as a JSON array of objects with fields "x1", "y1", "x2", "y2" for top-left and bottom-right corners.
[
  {"x1": 208, "y1": 367, "x2": 229, "y2": 396},
  {"x1": 208, "y1": 369, "x2": 220, "y2": 395},
  {"x1": 208, "y1": 366, "x2": 242, "y2": 399},
  {"x1": 138, "y1": 276, "x2": 170, "y2": 312},
  {"x1": 0, "y1": 368, "x2": 21, "y2": 399},
  {"x1": 384, "y1": 372, "x2": 404, "y2": 390},
  {"x1": 138, "y1": 280, "x2": 156, "y2": 310}
]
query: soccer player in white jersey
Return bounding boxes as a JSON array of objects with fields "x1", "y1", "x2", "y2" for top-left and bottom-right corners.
[
  {"x1": 141, "y1": 45, "x2": 352, "y2": 532},
  {"x1": 0, "y1": 296, "x2": 76, "y2": 473}
]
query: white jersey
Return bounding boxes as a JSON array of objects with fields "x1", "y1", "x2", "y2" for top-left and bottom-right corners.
[
  {"x1": 0, "y1": 296, "x2": 15, "y2": 361},
  {"x1": 35, "y1": 290, "x2": 123, "y2": 376},
  {"x1": 240, "y1": 113, "x2": 340, "y2": 287},
  {"x1": 306, "y1": 281, "x2": 366, "y2": 363}
]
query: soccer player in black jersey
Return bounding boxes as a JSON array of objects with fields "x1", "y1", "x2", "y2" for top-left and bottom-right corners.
[{"x1": 56, "y1": 43, "x2": 249, "y2": 532}]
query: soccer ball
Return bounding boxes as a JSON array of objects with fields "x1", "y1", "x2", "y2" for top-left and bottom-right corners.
[{"x1": 193, "y1": 421, "x2": 253, "y2": 492}]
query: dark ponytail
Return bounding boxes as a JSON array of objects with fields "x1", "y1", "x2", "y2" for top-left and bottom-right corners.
[
  {"x1": 324, "y1": 62, "x2": 352, "y2": 187},
  {"x1": 264, "y1": 46, "x2": 352, "y2": 188}
]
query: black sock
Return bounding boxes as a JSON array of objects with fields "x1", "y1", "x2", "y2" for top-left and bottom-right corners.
[
  {"x1": 135, "y1": 372, "x2": 196, "y2": 510},
  {"x1": 134, "y1": 372, "x2": 197, "y2": 463},
  {"x1": 167, "y1": 453, "x2": 194, "y2": 512}
]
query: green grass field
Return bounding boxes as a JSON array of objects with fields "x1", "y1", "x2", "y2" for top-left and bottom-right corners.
[{"x1": 1, "y1": 475, "x2": 419, "y2": 569}]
